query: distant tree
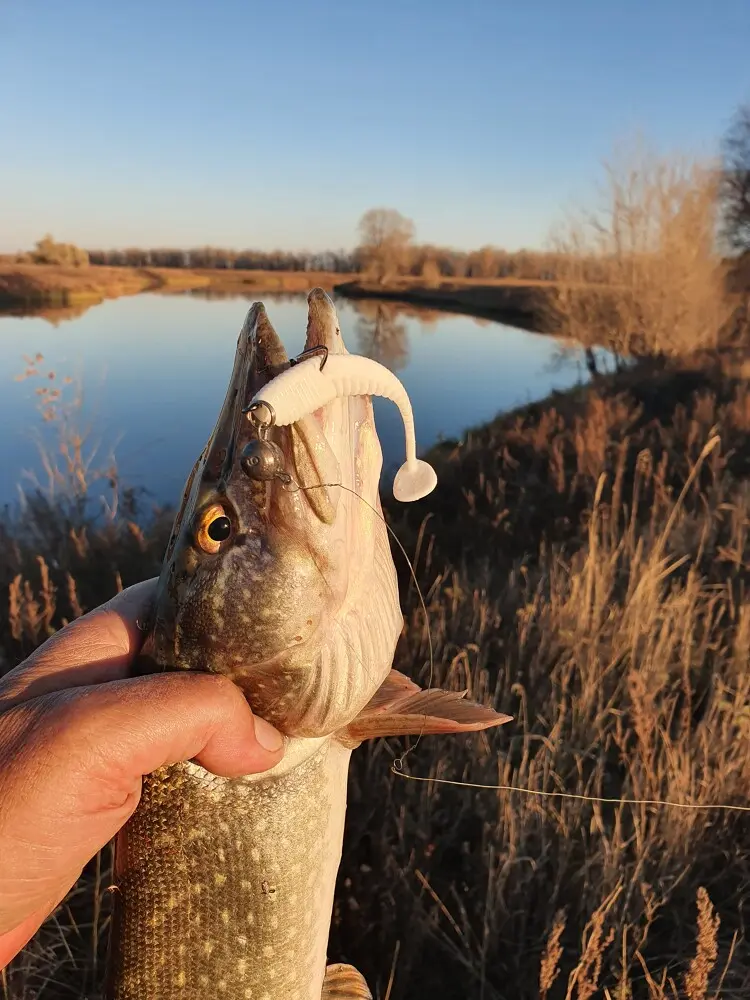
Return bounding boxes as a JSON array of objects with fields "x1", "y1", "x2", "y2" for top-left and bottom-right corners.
[
  {"x1": 356, "y1": 208, "x2": 415, "y2": 283},
  {"x1": 31, "y1": 234, "x2": 89, "y2": 267},
  {"x1": 721, "y1": 102, "x2": 750, "y2": 254},
  {"x1": 464, "y1": 245, "x2": 494, "y2": 279},
  {"x1": 446, "y1": 250, "x2": 467, "y2": 278},
  {"x1": 421, "y1": 256, "x2": 442, "y2": 287},
  {"x1": 150, "y1": 248, "x2": 188, "y2": 268},
  {"x1": 123, "y1": 247, "x2": 150, "y2": 267}
]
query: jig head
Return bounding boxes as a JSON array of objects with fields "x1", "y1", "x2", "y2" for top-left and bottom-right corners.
[{"x1": 241, "y1": 401, "x2": 292, "y2": 486}]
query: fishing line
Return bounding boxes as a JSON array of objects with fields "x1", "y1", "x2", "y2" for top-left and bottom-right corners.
[
  {"x1": 388, "y1": 771, "x2": 750, "y2": 814},
  {"x1": 282, "y1": 476, "x2": 434, "y2": 767}
]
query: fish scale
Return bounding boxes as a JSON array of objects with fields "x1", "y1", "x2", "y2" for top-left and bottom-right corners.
[{"x1": 109, "y1": 741, "x2": 351, "y2": 1000}]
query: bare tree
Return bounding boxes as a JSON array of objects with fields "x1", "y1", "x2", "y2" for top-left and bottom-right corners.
[
  {"x1": 356, "y1": 208, "x2": 415, "y2": 283},
  {"x1": 721, "y1": 102, "x2": 750, "y2": 254},
  {"x1": 549, "y1": 138, "x2": 730, "y2": 360},
  {"x1": 32, "y1": 235, "x2": 89, "y2": 267}
]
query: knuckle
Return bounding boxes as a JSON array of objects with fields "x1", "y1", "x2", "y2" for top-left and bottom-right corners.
[{"x1": 202, "y1": 672, "x2": 241, "y2": 706}]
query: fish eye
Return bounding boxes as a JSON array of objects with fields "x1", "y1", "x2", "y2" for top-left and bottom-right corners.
[
  {"x1": 208, "y1": 516, "x2": 231, "y2": 541},
  {"x1": 196, "y1": 504, "x2": 233, "y2": 554}
]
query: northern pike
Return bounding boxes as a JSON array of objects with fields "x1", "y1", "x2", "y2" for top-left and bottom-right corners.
[{"x1": 106, "y1": 289, "x2": 511, "y2": 1000}]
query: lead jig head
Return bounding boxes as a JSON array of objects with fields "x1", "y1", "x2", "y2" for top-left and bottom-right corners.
[
  {"x1": 240, "y1": 438, "x2": 285, "y2": 481},
  {"x1": 240, "y1": 401, "x2": 292, "y2": 484}
]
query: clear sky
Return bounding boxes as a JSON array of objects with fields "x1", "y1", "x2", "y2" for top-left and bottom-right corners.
[{"x1": 1, "y1": 0, "x2": 748, "y2": 253}]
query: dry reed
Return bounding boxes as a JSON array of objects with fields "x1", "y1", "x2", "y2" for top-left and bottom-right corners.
[{"x1": 550, "y1": 139, "x2": 733, "y2": 361}]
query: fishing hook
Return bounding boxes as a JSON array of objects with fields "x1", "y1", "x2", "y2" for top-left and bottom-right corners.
[{"x1": 255, "y1": 344, "x2": 329, "y2": 377}]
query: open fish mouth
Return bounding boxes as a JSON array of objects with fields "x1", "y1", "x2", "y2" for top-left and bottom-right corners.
[{"x1": 139, "y1": 289, "x2": 404, "y2": 737}]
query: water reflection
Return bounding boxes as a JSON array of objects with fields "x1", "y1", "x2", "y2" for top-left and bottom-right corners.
[
  {"x1": 353, "y1": 300, "x2": 410, "y2": 371},
  {"x1": 0, "y1": 301, "x2": 95, "y2": 326},
  {"x1": 178, "y1": 287, "x2": 306, "y2": 306}
]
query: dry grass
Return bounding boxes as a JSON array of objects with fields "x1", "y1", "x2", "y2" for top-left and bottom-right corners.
[
  {"x1": 184, "y1": 269, "x2": 340, "y2": 293},
  {"x1": 0, "y1": 264, "x2": 155, "y2": 308},
  {"x1": 549, "y1": 140, "x2": 735, "y2": 360},
  {"x1": 5, "y1": 359, "x2": 750, "y2": 997}
]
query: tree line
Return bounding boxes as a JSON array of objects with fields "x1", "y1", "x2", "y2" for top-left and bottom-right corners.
[
  {"x1": 80, "y1": 227, "x2": 568, "y2": 283},
  {"x1": 13, "y1": 99, "x2": 750, "y2": 285},
  {"x1": 87, "y1": 247, "x2": 359, "y2": 273}
]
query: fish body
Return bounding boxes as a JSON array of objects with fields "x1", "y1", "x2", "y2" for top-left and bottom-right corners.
[
  {"x1": 106, "y1": 291, "x2": 509, "y2": 1000},
  {"x1": 109, "y1": 739, "x2": 352, "y2": 1000}
]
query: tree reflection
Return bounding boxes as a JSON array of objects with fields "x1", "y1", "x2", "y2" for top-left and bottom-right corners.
[
  {"x1": 352, "y1": 301, "x2": 410, "y2": 372},
  {"x1": 5, "y1": 301, "x2": 95, "y2": 327}
]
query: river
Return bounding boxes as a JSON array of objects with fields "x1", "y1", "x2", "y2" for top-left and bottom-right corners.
[{"x1": 0, "y1": 290, "x2": 609, "y2": 510}]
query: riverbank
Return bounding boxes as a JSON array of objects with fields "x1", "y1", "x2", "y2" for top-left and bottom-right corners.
[
  {"x1": 0, "y1": 263, "x2": 555, "y2": 334},
  {"x1": 333, "y1": 275, "x2": 558, "y2": 331},
  {"x1": 0, "y1": 263, "x2": 341, "y2": 311},
  {"x1": 4, "y1": 354, "x2": 750, "y2": 997}
]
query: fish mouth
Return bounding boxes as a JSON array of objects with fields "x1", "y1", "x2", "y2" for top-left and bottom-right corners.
[
  {"x1": 199, "y1": 290, "x2": 347, "y2": 522},
  {"x1": 143, "y1": 289, "x2": 397, "y2": 737}
]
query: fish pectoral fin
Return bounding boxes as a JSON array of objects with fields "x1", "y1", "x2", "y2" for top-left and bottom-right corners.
[
  {"x1": 342, "y1": 671, "x2": 513, "y2": 742},
  {"x1": 322, "y1": 963, "x2": 372, "y2": 999}
]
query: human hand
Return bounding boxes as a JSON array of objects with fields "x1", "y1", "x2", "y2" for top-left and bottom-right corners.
[{"x1": 0, "y1": 578, "x2": 285, "y2": 967}]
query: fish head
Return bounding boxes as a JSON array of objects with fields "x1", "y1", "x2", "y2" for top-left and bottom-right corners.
[{"x1": 140, "y1": 289, "x2": 403, "y2": 738}]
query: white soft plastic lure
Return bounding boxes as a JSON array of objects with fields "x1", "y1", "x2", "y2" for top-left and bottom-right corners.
[{"x1": 247, "y1": 353, "x2": 438, "y2": 502}]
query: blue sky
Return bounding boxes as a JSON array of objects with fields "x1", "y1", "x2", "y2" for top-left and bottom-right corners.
[{"x1": 1, "y1": 0, "x2": 748, "y2": 253}]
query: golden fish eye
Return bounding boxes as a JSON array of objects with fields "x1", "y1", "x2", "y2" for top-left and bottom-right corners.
[{"x1": 196, "y1": 504, "x2": 233, "y2": 554}]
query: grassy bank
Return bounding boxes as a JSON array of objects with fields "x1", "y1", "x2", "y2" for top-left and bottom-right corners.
[
  {"x1": 4, "y1": 356, "x2": 750, "y2": 998},
  {"x1": 0, "y1": 263, "x2": 340, "y2": 311},
  {"x1": 334, "y1": 275, "x2": 557, "y2": 332}
]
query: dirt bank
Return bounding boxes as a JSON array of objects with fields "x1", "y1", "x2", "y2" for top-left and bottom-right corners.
[
  {"x1": 333, "y1": 276, "x2": 558, "y2": 332},
  {"x1": 0, "y1": 264, "x2": 340, "y2": 310}
]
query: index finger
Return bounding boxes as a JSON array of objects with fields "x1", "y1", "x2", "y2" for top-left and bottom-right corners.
[{"x1": 0, "y1": 579, "x2": 158, "y2": 712}]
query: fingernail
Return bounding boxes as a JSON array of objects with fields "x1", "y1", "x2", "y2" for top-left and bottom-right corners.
[{"x1": 253, "y1": 716, "x2": 285, "y2": 753}]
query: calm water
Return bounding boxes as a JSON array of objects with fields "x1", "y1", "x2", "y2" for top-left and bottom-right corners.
[{"x1": 0, "y1": 292, "x2": 604, "y2": 509}]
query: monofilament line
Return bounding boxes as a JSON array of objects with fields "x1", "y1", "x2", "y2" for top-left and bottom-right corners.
[{"x1": 390, "y1": 771, "x2": 750, "y2": 813}]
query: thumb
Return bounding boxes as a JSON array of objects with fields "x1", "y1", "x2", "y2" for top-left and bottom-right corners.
[{"x1": 13, "y1": 672, "x2": 286, "y2": 816}]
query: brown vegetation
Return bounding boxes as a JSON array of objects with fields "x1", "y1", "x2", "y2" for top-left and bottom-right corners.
[
  {"x1": 549, "y1": 143, "x2": 735, "y2": 361},
  {"x1": 5, "y1": 354, "x2": 750, "y2": 997},
  {"x1": 0, "y1": 263, "x2": 189, "y2": 309},
  {"x1": 183, "y1": 268, "x2": 339, "y2": 294},
  {"x1": 0, "y1": 263, "x2": 147, "y2": 308},
  {"x1": 21, "y1": 235, "x2": 90, "y2": 268}
]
